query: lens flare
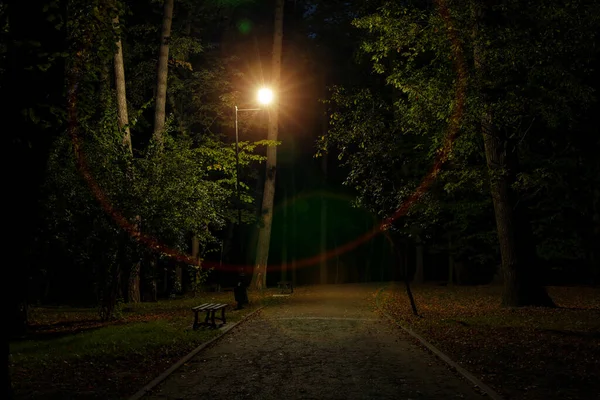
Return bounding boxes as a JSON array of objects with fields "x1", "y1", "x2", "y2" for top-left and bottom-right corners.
[
  {"x1": 67, "y1": 0, "x2": 465, "y2": 286},
  {"x1": 257, "y1": 88, "x2": 274, "y2": 105}
]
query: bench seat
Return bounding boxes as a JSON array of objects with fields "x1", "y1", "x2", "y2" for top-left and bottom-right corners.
[{"x1": 192, "y1": 303, "x2": 227, "y2": 329}]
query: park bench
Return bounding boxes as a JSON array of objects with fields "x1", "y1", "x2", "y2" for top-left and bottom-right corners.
[
  {"x1": 277, "y1": 280, "x2": 294, "y2": 294},
  {"x1": 192, "y1": 303, "x2": 227, "y2": 329}
]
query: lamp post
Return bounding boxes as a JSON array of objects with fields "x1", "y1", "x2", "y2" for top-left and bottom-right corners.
[{"x1": 234, "y1": 88, "x2": 274, "y2": 224}]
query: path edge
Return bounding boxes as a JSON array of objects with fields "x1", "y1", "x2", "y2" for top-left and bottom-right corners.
[
  {"x1": 375, "y1": 287, "x2": 504, "y2": 400},
  {"x1": 128, "y1": 306, "x2": 264, "y2": 400}
]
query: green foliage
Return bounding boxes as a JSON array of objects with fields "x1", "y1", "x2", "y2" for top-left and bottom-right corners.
[
  {"x1": 44, "y1": 113, "x2": 265, "y2": 301},
  {"x1": 135, "y1": 131, "x2": 265, "y2": 249},
  {"x1": 39, "y1": 0, "x2": 268, "y2": 310},
  {"x1": 320, "y1": 0, "x2": 600, "y2": 278}
]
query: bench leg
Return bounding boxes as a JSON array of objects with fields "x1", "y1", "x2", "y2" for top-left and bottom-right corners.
[
  {"x1": 193, "y1": 311, "x2": 199, "y2": 330},
  {"x1": 204, "y1": 310, "x2": 210, "y2": 325},
  {"x1": 221, "y1": 307, "x2": 226, "y2": 325},
  {"x1": 211, "y1": 310, "x2": 217, "y2": 328}
]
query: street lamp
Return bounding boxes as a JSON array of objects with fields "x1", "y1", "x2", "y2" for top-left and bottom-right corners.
[
  {"x1": 257, "y1": 88, "x2": 274, "y2": 105},
  {"x1": 234, "y1": 88, "x2": 274, "y2": 224}
]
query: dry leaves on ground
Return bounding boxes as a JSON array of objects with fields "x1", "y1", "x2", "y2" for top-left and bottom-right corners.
[{"x1": 381, "y1": 284, "x2": 600, "y2": 400}]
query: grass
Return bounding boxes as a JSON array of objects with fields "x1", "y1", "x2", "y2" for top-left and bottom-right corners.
[
  {"x1": 379, "y1": 284, "x2": 600, "y2": 400},
  {"x1": 10, "y1": 289, "x2": 285, "y2": 399}
]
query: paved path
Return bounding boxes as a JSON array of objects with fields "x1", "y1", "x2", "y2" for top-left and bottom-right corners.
[{"x1": 144, "y1": 284, "x2": 485, "y2": 399}]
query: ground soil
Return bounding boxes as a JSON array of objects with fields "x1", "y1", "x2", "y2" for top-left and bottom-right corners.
[{"x1": 143, "y1": 284, "x2": 485, "y2": 400}]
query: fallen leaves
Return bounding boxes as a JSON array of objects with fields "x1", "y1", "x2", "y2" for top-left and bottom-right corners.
[{"x1": 382, "y1": 284, "x2": 600, "y2": 400}]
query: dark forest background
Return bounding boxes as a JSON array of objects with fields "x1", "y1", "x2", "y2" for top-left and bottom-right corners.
[{"x1": 4, "y1": 0, "x2": 599, "y2": 330}]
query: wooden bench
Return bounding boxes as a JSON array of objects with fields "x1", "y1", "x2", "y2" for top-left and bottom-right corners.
[
  {"x1": 277, "y1": 281, "x2": 293, "y2": 294},
  {"x1": 192, "y1": 303, "x2": 227, "y2": 329}
]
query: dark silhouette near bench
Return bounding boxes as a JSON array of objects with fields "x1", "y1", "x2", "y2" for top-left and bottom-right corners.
[
  {"x1": 234, "y1": 267, "x2": 250, "y2": 309},
  {"x1": 277, "y1": 281, "x2": 293, "y2": 294}
]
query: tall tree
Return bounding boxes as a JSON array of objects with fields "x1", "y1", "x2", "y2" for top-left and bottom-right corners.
[
  {"x1": 322, "y1": 0, "x2": 599, "y2": 303},
  {"x1": 320, "y1": 153, "x2": 327, "y2": 284},
  {"x1": 252, "y1": 0, "x2": 284, "y2": 290},
  {"x1": 291, "y1": 139, "x2": 298, "y2": 286},
  {"x1": 141, "y1": 0, "x2": 173, "y2": 301},
  {"x1": 113, "y1": 15, "x2": 132, "y2": 152},
  {"x1": 112, "y1": 12, "x2": 141, "y2": 303},
  {"x1": 320, "y1": 73, "x2": 328, "y2": 284},
  {"x1": 281, "y1": 185, "x2": 288, "y2": 281},
  {"x1": 153, "y1": 0, "x2": 174, "y2": 145},
  {"x1": 470, "y1": 1, "x2": 554, "y2": 307}
]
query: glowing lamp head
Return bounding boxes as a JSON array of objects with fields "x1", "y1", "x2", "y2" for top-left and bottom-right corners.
[{"x1": 257, "y1": 88, "x2": 274, "y2": 105}]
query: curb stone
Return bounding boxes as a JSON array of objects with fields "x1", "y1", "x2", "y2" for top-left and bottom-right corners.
[
  {"x1": 375, "y1": 287, "x2": 504, "y2": 400},
  {"x1": 128, "y1": 306, "x2": 265, "y2": 400}
]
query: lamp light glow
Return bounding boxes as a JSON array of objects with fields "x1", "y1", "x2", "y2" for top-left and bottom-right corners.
[{"x1": 257, "y1": 88, "x2": 274, "y2": 105}]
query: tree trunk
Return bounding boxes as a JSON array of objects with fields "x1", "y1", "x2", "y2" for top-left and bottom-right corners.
[
  {"x1": 480, "y1": 112, "x2": 551, "y2": 306},
  {"x1": 320, "y1": 155, "x2": 327, "y2": 284},
  {"x1": 386, "y1": 234, "x2": 419, "y2": 316},
  {"x1": 113, "y1": 14, "x2": 141, "y2": 303},
  {"x1": 192, "y1": 236, "x2": 200, "y2": 263},
  {"x1": 143, "y1": 0, "x2": 174, "y2": 299},
  {"x1": 144, "y1": 256, "x2": 158, "y2": 302},
  {"x1": 99, "y1": 237, "x2": 123, "y2": 321},
  {"x1": 368, "y1": 236, "x2": 375, "y2": 282},
  {"x1": 291, "y1": 150, "x2": 297, "y2": 286},
  {"x1": 365, "y1": 219, "x2": 373, "y2": 283},
  {"x1": 448, "y1": 234, "x2": 454, "y2": 286},
  {"x1": 319, "y1": 72, "x2": 328, "y2": 285},
  {"x1": 334, "y1": 236, "x2": 341, "y2": 284},
  {"x1": 113, "y1": 16, "x2": 132, "y2": 152},
  {"x1": 282, "y1": 186, "x2": 288, "y2": 281},
  {"x1": 153, "y1": 0, "x2": 174, "y2": 145},
  {"x1": 128, "y1": 216, "x2": 141, "y2": 303},
  {"x1": 253, "y1": 0, "x2": 284, "y2": 290},
  {"x1": 163, "y1": 267, "x2": 169, "y2": 294},
  {"x1": 472, "y1": 2, "x2": 554, "y2": 307},
  {"x1": 380, "y1": 236, "x2": 386, "y2": 282},
  {"x1": 191, "y1": 235, "x2": 201, "y2": 293},
  {"x1": 590, "y1": 188, "x2": 600, "y2": 284},
  {"x1": 174, "y1": 262, "x2": 182, "y2": 293},
  {"x1": 128, "y1": 262, "x2": 141, "y2": 303},
  {"x1": 401, "y1": 240, "x2": 419, "y2": 316}
]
